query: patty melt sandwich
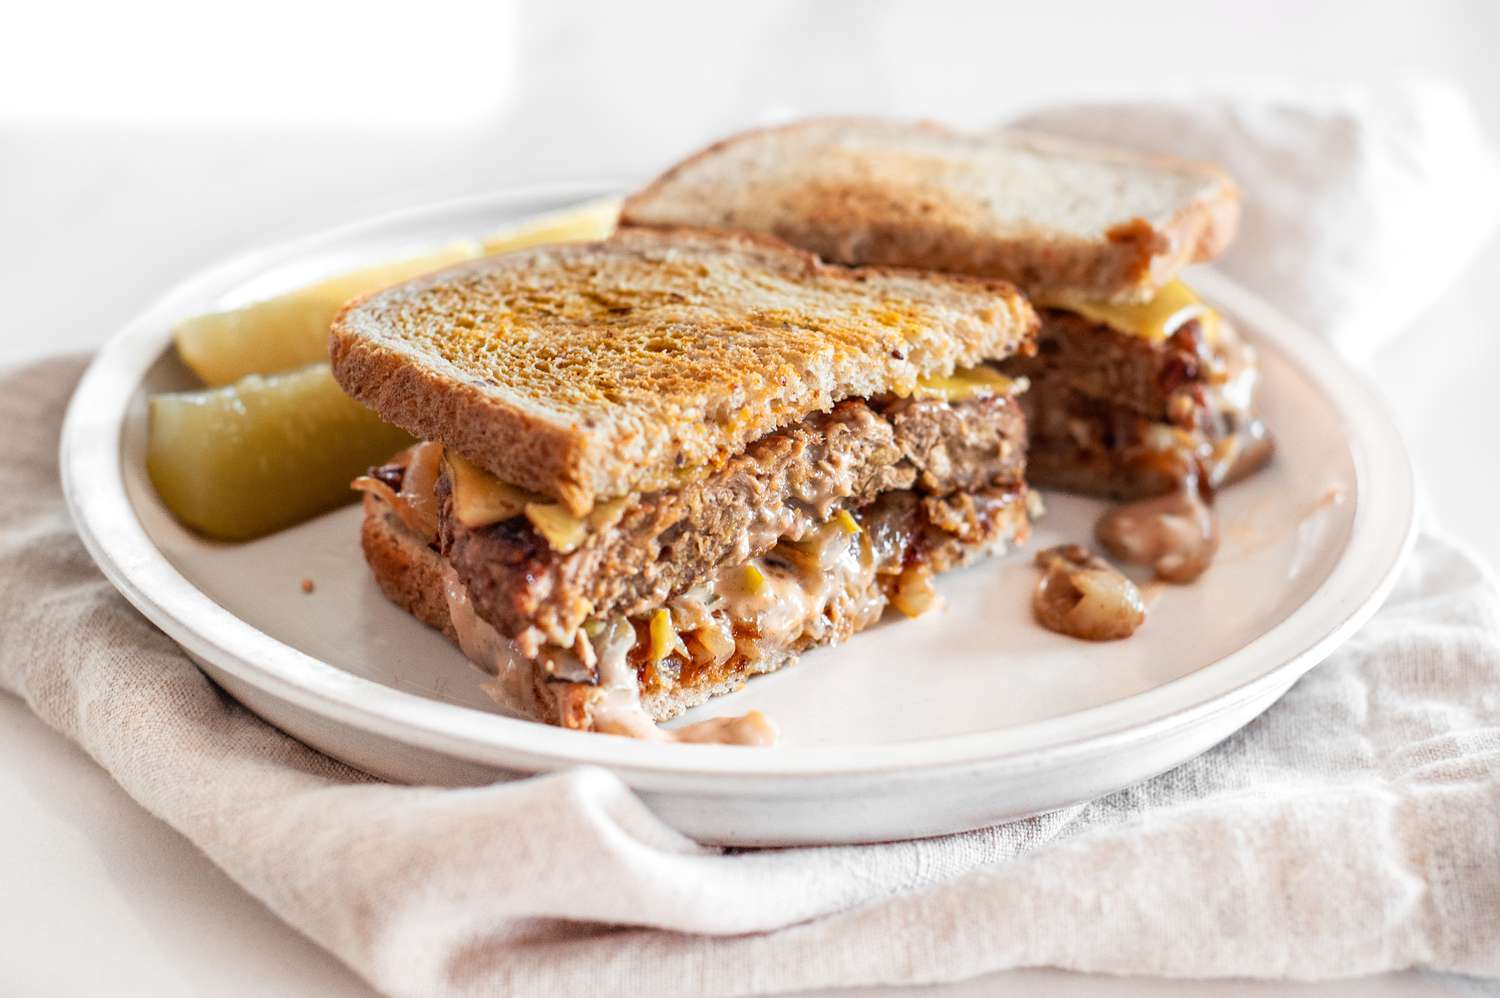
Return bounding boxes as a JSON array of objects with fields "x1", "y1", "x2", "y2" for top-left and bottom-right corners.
[
  {"x1": 332, "y1": 228, "x2": 1038, "y2": 743},
  {"x1": 620, "y1": 118, "x2": 1271, "y2": 502}
]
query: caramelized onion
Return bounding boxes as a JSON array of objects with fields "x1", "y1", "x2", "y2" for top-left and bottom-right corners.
[
  {"x1": 587, "y1": 616, "x2": 778, "y2": 746},
  {"x1": 398, "y1": 441, "x2": 444, "y2": 542},
  {"x1": 350, "y1": 441, "x2": 443, "y2": 545},
  {"x1": 1032, "y1": 544, "x2": 1145, "y2": 641},
  {"x1": 889, "y1": 563, "x2": 941, "y2": 618},
  {"x1": 350, "y1": 476, "x2": 431, "y2": 544}
]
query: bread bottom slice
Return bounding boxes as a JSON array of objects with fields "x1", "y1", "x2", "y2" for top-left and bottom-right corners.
[{"x1": 360, "y1": 484, "x2": 1032, "y2": 737}]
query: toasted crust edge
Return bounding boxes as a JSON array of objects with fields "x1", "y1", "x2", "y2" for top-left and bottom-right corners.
[
  {"x1": 621, "y1": 116, "x2": 1241, "y2": 304},
  {"x1": 333, "y1": 311, "x2": 597, "y2": 514}
]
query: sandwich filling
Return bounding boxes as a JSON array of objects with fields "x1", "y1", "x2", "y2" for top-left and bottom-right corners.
[
  {"x1": 1002, "y1": 281, "x2": 1270, "y2": 500},
  {"x1": 357, "y1": 373, "x2": 1034, "y2": 740},
  {"x1": 1001, "y1": 281, "x2": 1270, "y2": 584},
  {"x1": 441, "y1": 388, "x2": 1027, "y2": 651}
]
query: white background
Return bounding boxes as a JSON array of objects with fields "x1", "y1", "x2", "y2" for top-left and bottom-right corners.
[{"x1": 3, "y1": 2, "x2": 1499, "y2": 995}]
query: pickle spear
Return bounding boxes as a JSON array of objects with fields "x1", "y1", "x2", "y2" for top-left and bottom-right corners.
[
  {"x1": 147, "y1": 364, "x2": 413, "y2": 541},
  {"x1": 173, "y1": 241, "x2": 483, "y2": 386},
  {"x1": 480, "y1": 198, "x2": 619, "y2": 256},
  {"x1": 154, "y1": 199, "x2": 622, "y2": 540},
  {"x1": 173, "y1": 200, "x2": 621, "y2": 387}
]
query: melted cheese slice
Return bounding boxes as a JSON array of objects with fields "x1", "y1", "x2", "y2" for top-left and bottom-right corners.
[
  {"x1": 446, "y1": 452, "x2": 627, "y2": 553},
  {"x1": 648, "y1": 608, "x2": 689, "y2": 665},
  {"x1": 446, "y1": 453, "x2": 538, "y2": 526},
  {"x1": 913, "y1": 365, "x2": 1021, "y2": 402},
  {"x1": 1041, "y1": 280, "x2": 1220, "y2": 344}
]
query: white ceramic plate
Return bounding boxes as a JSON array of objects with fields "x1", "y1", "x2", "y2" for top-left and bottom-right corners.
[{"x1": 62, "y1": 184, "x2": 1417, "y2": 846}]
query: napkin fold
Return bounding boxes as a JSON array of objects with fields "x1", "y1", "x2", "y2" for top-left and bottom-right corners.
[{"x1": 6, "y1": 79, "x2": 1500, "y2": 997}]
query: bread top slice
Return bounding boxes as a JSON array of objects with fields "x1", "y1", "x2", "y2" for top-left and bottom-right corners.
[
  {"x1": 330, "y1": 227, "x2": 1036, "y2": 514},
  {"x1": 621, "y1": 118, "x2": 1240, "y2": 304}
]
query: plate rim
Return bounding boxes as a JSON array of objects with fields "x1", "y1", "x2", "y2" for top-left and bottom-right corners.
[{"x1": 60, "y1": 183, "x2": 1419, "y2": 788}]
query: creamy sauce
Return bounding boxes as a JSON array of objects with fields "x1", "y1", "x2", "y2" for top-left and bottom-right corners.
[
  {"x1": 441, "y1": 563, "x2": 541, "y2": 718},
  {"x1": 1096, "y1": 486, "x2": 1219, "y2": 584},
  {"x1": 442, "y1": 595, "x2": 776, "y2": 746},
  {"x1": 589, "y1": 617, "x2": 778, "y2": 746},
  {"x1": 739, "y1": 502, "x2": 804, "y2": 565},
  {"x1": 712, "y1": 517, "x2": 884, "y2": 661},
  {"x1": 668, "y1": 587, "x2": 736, "y2": 667},
  {"x1": 1212, "y1": 320, "x2": 1259, "y2": 416},
  {"x1": 589, "y1": 618, "x2": 663, "y2": 739},
  {"x1": 1209, "y1": 422, "x2": 1275, "y2": 490},
  {"x1": 713, "y1": 559, "x2": 817, "y2": 650},
  {"x1": 1198, "y1": 320, "x2": 1273, "y2": 490}
]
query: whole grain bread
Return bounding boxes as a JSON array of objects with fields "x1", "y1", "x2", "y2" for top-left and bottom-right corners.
[
  {"x1": 331, "y1": 227, "x2": 1035, "y2": 515},
  {"x1": 359, "y1": 493, "x2": 457, "y2": 640},
  {"x1": 621, "y1": 118, "x2": 1239, "y2": 304}
]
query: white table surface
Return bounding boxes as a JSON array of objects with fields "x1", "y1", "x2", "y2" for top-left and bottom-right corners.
[{"x1": 4, "y1": 2, "x2": 1500, "y2": 995}]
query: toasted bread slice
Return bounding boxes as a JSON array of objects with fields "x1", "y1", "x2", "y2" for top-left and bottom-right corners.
[
  {"x1": 621, "y1": 118, "x2": 1239, "y2": 304},
  {"x1": 331, "y1": 227, "x2": 1035, "y2": 514}
]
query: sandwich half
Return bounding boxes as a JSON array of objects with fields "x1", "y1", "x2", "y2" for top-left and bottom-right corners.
[
  {"x1": 622, "y1": 118, "x2": 1271, "y2": 501},
  {"x1": 332, "y1": 227, "x2": 1038, "y2": 741}
]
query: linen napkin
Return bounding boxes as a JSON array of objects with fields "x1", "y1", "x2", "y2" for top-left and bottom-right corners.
[{"x1": 6, "y1": 80, "x2": 1500, "y2": 997}]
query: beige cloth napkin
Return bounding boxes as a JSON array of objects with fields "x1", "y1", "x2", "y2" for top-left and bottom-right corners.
[{"x1": 6, "y1": 82, "x2": 1500, "y2": 996}]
